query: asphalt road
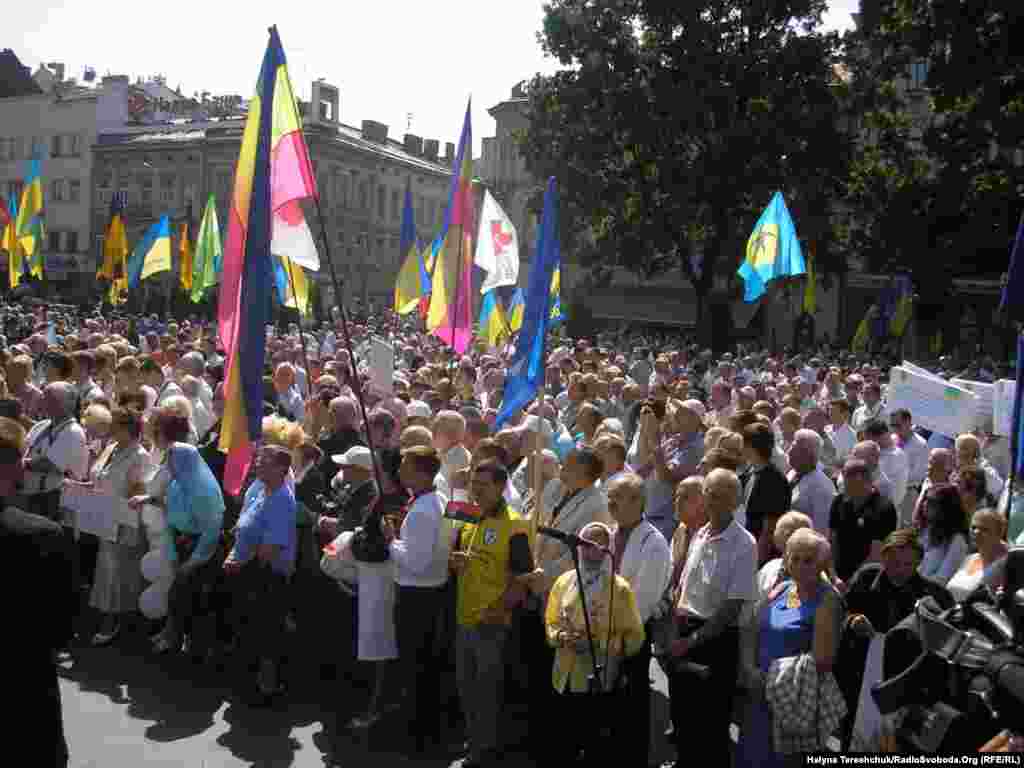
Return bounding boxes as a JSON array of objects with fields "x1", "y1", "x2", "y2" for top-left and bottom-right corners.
[{"x1": 58, "y1": 620, "x2": 679, "y2": 768}]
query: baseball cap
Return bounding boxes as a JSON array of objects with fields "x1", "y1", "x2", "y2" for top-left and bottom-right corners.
[
  {"x1": 518, "y1": 414, "x2": 554, "y2": 438},
  {"x1": 332, "y1": 446, "x2": 373, "y2": 470}
]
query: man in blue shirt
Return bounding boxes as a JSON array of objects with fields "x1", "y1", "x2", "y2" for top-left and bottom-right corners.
[{"x1": 224, "y1": 445, "x2": 297, "y2": 700}]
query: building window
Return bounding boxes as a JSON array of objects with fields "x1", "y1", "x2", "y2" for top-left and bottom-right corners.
[
  {"x1": 49, "y1": 231, "x2": 61, "y2": 252},
  {"x1": 377, "y1": 186, "x2": 386, "y2": 220},
  {"x1": 6, "y1": 180, "x2": 23, "y2": 201},
  {"x1": 160, "y1": 174, "x2": 176, "y2": 204},
  {"x1": 438, "y1": 203, "x2": 446, "y2": 227},
  {"x1": 50, "y1": 180, "x2": 67, "y2": 202},
  {"x1": 50, "y1": 135, "x2": 61, "y2": 158},
  {"x1": 96, "y1": 166, "x2": 113, "y2": 189},
  {"x1": 0, "y1": 138, "x2": 9, "y2": 161},
  {"x1": 359, "y1": 181, "x2": 368, "y2": 211},
  {"x1": 909, "y1": 58, "x2": 929, "y2": 90},
  {"x1": 99, "y1": 189, "x2": 113, "y2": 205},
  {"x1": 12, "y1": 137, "x2": 24, "y2": 161},
  {"x1": 67, "y1": 134, "x2": 82, "y2": 157},
  {"x1": 31, "y1": 136, "x2": 44, "y2": 156},
  {"x1": 391, "y1": 189, "x2": 400, "y2": 221},
  {"x1": 66, "y1": 230, "x2": 79, "y2": 253},
  {"x1": 68, "y1": 178, "x2": 81, "y2": 203},
  {"x1": 318, "y1": 174, "x2": 329, "y2": 206}
]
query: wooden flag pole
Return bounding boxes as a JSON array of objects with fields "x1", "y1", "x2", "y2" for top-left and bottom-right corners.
[{"x1": 283, "y1": 256, "x2": 313, "y2": 390}]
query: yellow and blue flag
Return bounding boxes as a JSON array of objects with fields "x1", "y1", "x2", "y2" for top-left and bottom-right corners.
[
  {"x1": 16, "y1": 151, "x2": 45, "y2": 277},
  {"x1": 497, "y1": 177, "x2": 561, "y2": 427},
  {"x1": 888, "y1": 275, "x2": 914, "y2": 336},
  {"x1": 479, "y1": 290, "x2": 509, "y2": 348},
  {"x1": 803, "y1": 249, "x2": 816, "y2": 314},
  {"x1": 394, "y1": 179, "x2": 422, "y2": 314},
  {"x1": 507, "y1": 288, "x2": 525, "y2": 332},
  {"x1": 274, "y1": 253, "x2": 311, "y2": 315},
  {"x1": 3, "y1": 194, "x2": 25, "y2": 288},
  {"x1": 738, "y1": 191, "x2": 805, "y2": 303},
  {"x1": 549, "y1": 266, "x2": 563, "y2": 325},
  {"x1": 127, "y1": 214, "x2": 171, "y2": 289}
]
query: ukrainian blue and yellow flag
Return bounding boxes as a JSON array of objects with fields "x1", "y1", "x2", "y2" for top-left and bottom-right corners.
[
  {"x1": 507, "y1": 288, "x2": 525, "y2": 332},
  {"x1": 274, "y1": 254, "x2": 311, "y2": 315},
  {"x1": 127, "y1": 215, "x2": 172, "y2": 289},
  {"x1": 2, "y1": 194, "x2": 25, "y2": 288},
  {"x1": 737, "y1": 191, "x2": 805, "y2": 303},
  {"x1": 394, "y1": 179, "x2": 422, "y2": 314},
  {"x1": 16, "y1": 151, "x2": 45, "y2": 276},
  {"x1": 888, "y1": 275, "x2": 914, "y2": 336},
  {"x1": 479, "y1": 290, "x2": 510, "y2": 348},
  {"x1": 549, "y1": 266, "x2": 563, "y2": 325}
]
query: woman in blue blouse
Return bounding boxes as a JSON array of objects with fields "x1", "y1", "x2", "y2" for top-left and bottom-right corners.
[
  {"x1": 130, "y1": 413, "x2": 225, "y2": 655},
  {"x1": 736, "y1": 529, "x2": 842, "y2": 766}
]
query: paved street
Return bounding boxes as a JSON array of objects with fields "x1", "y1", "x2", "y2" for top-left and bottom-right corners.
[{"x1": 59, "y1": 623, "x2": 678, "y2": 768}]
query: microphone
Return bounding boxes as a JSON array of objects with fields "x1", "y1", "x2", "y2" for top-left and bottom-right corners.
[{"x1": 538, "y1": 526, "x2": 609, "y2": 552}]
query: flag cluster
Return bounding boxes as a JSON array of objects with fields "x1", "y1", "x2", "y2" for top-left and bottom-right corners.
[
  {"x1": 2, "y1": 151, "x2": 46, "y2": 287},
  {"x1": 217, "y1": 26, "x2": 320, "y2": 494}
]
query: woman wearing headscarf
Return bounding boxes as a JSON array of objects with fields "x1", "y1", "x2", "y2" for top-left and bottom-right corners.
[
  {"x1": 543, "y1": 521, "x2": 645, "y2": 766},
  {"x1": 129, "y1": 434, "x2": 225, "y2": 654}
]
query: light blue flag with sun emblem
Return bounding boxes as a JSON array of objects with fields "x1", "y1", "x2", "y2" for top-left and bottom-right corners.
[{"x1": 737, "y1": 191, "x2": 805, "y2": 303}]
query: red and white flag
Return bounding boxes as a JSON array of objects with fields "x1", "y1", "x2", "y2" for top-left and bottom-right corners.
[{"x1": 474, "y1": 189, "x2": 519, "y2": 294}]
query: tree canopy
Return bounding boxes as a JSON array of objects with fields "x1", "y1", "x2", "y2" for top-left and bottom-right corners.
[{"x1": 518, "y1": 0, "x2": 851, "y2": 322}]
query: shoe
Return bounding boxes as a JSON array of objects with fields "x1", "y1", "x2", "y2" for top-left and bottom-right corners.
[{"x1": 90, "y1": 624, "x2": 121, "y2": 647}]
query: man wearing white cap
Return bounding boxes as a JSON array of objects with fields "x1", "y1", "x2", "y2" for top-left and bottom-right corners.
[
  {"x1": 321, "y1": 446, "x2": 379, "y2": 539},
  {"x1": 406, "y1": 401, "x2": 433, "y2": 429}
]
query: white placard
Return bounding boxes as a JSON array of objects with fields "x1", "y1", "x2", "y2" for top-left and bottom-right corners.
[
  {"x1": 887, "y1": 367, "x2": 978, "y2": 438},
  {"x1": 61, "y1": 485, "x2": 139, "y2": 543},
  {"x1": 901, "y1": 360, "x2": 945, "y2": 382},
  {"x1": 994, "y1": 379, "x2": 1017, "y2": 437},
  {"x1": 952, "y1": 379, "x2": 994, "y2": 430},
  {"x1": 369, "y1": 337, "x2": 394, "y2": 397}
]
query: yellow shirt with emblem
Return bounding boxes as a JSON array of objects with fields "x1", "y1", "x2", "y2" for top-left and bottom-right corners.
[{"x1": 455, "y1": 505, "x2": 534, "y2": 627}]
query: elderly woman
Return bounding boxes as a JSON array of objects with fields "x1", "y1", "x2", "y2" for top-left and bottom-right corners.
[
  {"x1": 69, "y1": 407, "x2": 152, "y2": 646},
  {"x1": 756, "y1": 510, "x2": 815, "y2": 598},
  {"x1": 544, "y1": 521, "x2": 645, "y2": 764},
  {"x1": 129, "y1": 416, "x2": 225, "y2": 655},
  {"x1": 918, "y1": 483, "x2": 969, "y2": 586},
  {"x1": 81, "y1": 403, "x2": 113, "y2": 468},
  {"x1": 160, "y1": 394, "x2": 199, "y2": 445},
  {"x1": 947, "y1": 507, "x2": 1009, "y2": 601},
  {"x1": 737, "y1": 529, "x2": 842, "y2": 766}
]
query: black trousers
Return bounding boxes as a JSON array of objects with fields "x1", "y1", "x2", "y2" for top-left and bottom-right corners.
[
  {"x1": 395, "y1": 583, "x2": 448, "y2": 748},
  {"x1": 519, "y1": 607, "x2": 557, "y2": 757},
  {"x1": 223, "y1": 560, "x2": 290, "y2": 663},
  {"x1": 544, "y1": 689, "x2": 625, "y2": 767},
  {"x1": 668, "y1": 625, "x2": 740, "y2": 766},
  {"x1": 616, "y1": 627, "x2": 653, "y2": 765},
  {"x1": 25, "y1": 489, "x2": 62, "y2": 522}
]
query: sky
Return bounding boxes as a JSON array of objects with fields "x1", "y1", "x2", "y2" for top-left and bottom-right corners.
[{"x1": 10, "y1": 0, "x2": 861, "y2": 155}]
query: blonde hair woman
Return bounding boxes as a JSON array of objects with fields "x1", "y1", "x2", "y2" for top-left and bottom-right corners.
[{"x1": 737, "y1": 529, "x2": 843, "y2": 765}]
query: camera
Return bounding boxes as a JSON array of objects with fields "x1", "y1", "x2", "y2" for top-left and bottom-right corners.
[{"x1": 871, "y1": 547, "x2": 1024, "y2": 752}]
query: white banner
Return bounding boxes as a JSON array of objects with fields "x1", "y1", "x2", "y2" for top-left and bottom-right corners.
[
  {"x1": 994, "y1": 379, "x2": 1016, "y2": 437},
  {"x1": 887, "y1": 366, "x2": 978, "y2": 438},
  {"x1": 369, "y1": 336, "x2": 394, "y2": 397},
  {"x1": 475, "y1": 189, "x2": 519, "y2": 294}
]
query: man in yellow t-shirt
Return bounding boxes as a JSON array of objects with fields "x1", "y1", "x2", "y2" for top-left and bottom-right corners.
[{"x1": 450, "y1": 459, "x2": 534, "y2": 768}]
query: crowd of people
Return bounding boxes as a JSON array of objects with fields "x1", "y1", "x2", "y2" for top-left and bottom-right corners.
[{"x1": 1, "y1": 300, "x2": 1022, "y2": 768}]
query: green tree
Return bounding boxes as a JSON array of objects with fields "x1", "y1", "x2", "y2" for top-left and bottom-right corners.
[
  {"x1": 851, "y1": 0, "x2": 1024, "y2": 289},
  {"x1": 518, "y1": 0, "x2": 852, "y2": 334}
]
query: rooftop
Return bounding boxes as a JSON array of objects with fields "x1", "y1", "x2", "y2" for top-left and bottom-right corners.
[{"x1": 96, "y1": 118, "x2": 453, "y2": 175}]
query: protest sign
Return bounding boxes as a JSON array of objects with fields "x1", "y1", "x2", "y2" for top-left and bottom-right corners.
[
  {"x1": 369, "y1": 336, "x2": 394, "y2": 396},
  {"x1": 887, "y1": 366, "x2": 978, "y2": 438},
  {"x1": 994, "y1": 379, "x2": 1016, "y2": 437},
  {"x1": 952, "y1": 379, "x2": 994, "y2": 430},
  {"x1": 61, "y1": 485, "x2": 139, "y2": 543}
]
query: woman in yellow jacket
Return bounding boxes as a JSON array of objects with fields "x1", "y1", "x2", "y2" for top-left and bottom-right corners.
[{"x1": 544, "y1": 521, "x2": 646, "y2": 766}]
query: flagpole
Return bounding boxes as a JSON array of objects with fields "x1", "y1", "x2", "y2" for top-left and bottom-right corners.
[
  {"x1": 310, "y1": 192, "x2": 384, "y2": 494},
  {"x1": 450, "y1": 226, "x2": 463, "y2": 376},
  {"x1": 283, "y1": 256, "x2": 313, "y2": 388}
]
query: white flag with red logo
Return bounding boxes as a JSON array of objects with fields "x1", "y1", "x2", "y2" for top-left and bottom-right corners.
[{"x1": 475, "y1": 189, "x2": 519, "y2": 294}]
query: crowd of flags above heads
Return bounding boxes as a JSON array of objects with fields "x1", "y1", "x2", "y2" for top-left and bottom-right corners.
[{"x1": 2, "y1": 150, "x2": 46, "y2": 288}]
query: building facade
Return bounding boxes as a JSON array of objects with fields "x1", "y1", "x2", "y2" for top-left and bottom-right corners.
[
  {"x1": 0, "y1": 68, "x2": 131, "y2": 294},
  {"x1": 90, "y1": 79, "x2": 453, "y2": 314}
]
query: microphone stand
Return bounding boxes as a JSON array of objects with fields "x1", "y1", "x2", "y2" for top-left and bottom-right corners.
[{"x1": 567, "y1": 540, "x2": 604, "y2": 695}]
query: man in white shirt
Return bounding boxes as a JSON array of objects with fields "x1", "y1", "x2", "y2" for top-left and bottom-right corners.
[
  {"x1": 22, "y1": 381, "x2": 89, "y2": 521},
  {"x1": 381, "y1": 446, "x2": 452, "y2": 755},
  {"x1": 788, "y1": 429, "x2": 838, "y2": 533},
  {"x1": 176, "y1": 351, "x2": 213, "y2": 414},
  {"x1": 865, "y1": 420, "x2": 909, "y2": 508},
  {"x1": 606, "y1": 473, "x2": 671, "y2": 768},
  {"x1": 851, "y1": 382, "x2": 887, "y2": 434},
  {"x1": 668, "y1": 468, "x2": 757, "y2": 766},
  {"x1": 890, "y1": 409, "x2": 929, "y2": 525},
  {"x1": 825, "y1": 399, "x2": 857, "y2": 476}
]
